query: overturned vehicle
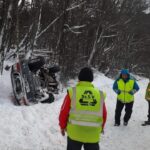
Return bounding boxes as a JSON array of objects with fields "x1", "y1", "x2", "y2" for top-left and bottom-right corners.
[{"x1": 10, "y1": 56, "x2": 60, "y2": 105}]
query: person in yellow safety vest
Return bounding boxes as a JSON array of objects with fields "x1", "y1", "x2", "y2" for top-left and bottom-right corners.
[
  {"x1": 59, "y1": 67, "x2": 107, "y2": 150},
  {"x1": 113, "y1": 69, "x2": 139, "y2": 126},
  {"x1": 142, "y1": 81, "x2": 150, "y2": 126}
]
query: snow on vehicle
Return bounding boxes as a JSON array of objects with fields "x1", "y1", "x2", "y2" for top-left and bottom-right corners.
[{"x1": 10, "y1": 56, "x2": 60, "y2": 105}]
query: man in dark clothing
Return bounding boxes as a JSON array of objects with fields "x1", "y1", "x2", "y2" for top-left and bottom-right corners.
[{"x1": 113, "y1": 69, "x2": 139, "y2": 126}]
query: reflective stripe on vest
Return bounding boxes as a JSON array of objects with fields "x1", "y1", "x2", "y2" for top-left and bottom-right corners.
[
  {"x1": 69, "y1": 87, "x2": 104, "y2": 127},
  {"x1": 70, "y1": 120, "x2": 101, "y2": 127}
]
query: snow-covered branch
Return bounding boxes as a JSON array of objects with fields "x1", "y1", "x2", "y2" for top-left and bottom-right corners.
[
  {"x1": 36, "y1": 1, "x2": 86, "y2": 40},
  {"x1": 104, "y1": 46, "x2": 113, "y2": 53},
  {"x1": 97, "y1": 29, "x2": 104, "y2": 43},
  {"x1": 34, "y1": 8, "x2": 42, "y2": 46},
  {"x1": 36, "y1": 13, "x2": 63, "y2": 40},
  {"x1": 88, "y1": 24, "x2": 101, "y2": 66},
  {"x1": 7, "y1": 4, "x2": 12, "y2": 20},
  {"x1": 66, "y1": 1, "x2": 86, "y2": 11},
  {"x1": 64, "y1": 24, "x2": 85, "y2": 34},
  {"x1": 18, "y1": 24, "x2": 33, "y2": 49},
  {"x1": 0, "y1": 26, "x2": 4, "y2": 47},
  {"x1": 101, "y1": 35, "x2": 117, "y2": 38}
]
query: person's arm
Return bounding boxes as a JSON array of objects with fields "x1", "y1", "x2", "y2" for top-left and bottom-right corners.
[
  {"x1": 129, "y1": 81, "x2": 140, "y2": 95},
  {"x1": 102, "y1": 102, "x2": 107, "y2": 131},
  {"x1": 59, "y1": 94, "x2": 71, "y2": 136},
  {"x1": 113, "y1": 79, "x2": 120, "y2": 94}
]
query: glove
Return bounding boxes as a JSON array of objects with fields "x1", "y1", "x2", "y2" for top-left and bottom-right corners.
[
  {"x1": 60, "y1": 128, "x2": 66, "y2": 136},
  {"x1": 128, "y1": 91, "x2": 134, "y2": 95},
  {"x1": 117, "y1": 90, "x2": 121, "y2": 95},
  {"x1": 101, "y1": 128, "x2": 104, "y2": 134}
]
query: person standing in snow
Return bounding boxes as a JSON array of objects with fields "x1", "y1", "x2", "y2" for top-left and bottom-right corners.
[
  {"x1": 59, "y1": 67, "x2": 107, "y2": 150},
  {"x1": 113, "y1": 69, "x2": 139, "y2": 126},
  {"x1": 142, "y1": 81, "x2": 150, "y2": 126}
]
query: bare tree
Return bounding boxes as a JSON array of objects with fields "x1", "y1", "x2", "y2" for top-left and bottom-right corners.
[{"x1": 0, "y1": 0, "x2": 19, "y2": 73}]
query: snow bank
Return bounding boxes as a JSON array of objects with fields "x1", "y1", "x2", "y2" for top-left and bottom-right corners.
[{"x1": 0, "y1": 69, "x2": 150, "y2": 150}]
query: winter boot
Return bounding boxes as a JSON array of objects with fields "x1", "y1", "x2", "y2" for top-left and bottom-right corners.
[
  {"x1": 123, "y1": 121, "x2": 128, "y2": 126},
  {"x1": 114, "y1": 123, "x2": 120, "y2": 126},
  {"x1": 141, "y1": 119, "x2": 150, "y2": 126}
]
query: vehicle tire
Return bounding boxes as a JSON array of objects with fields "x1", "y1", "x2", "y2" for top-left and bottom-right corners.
[
  {"x1": 11, "y1": 69, "x2": 19, "y2": 105},
  {"x1": 28, "y1": 56, "x2": 45, "y2": 73},
  {"x1": 49, "y1": 65, "x2": 60, "y2": 73},
  {"x1": 11, "y1": 68, "x2": 27, "y2": 106}
]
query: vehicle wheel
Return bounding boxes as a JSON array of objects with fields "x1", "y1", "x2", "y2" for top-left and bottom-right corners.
[
  {"x1": 28, "y1": 56, "x2": 45, "y2": 73},
  {"x1": 11, "y1": 69, "x2": 27, "y2": 106}
]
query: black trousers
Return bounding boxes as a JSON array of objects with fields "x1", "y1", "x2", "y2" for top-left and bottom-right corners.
[
  {"x1": 147, "y1": 101, "x2": 150, "y2": 120},
  {"x1": 67, "y1": 137, "x2": 99, "y2": 150},
  {"x1": 115, "y1": 100, "x2": 134, "y2": 124}
]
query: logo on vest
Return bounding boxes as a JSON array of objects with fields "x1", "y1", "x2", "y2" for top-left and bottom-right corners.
[{"x1": 79, "y1": 90, "x2": 97, "y2": 106}]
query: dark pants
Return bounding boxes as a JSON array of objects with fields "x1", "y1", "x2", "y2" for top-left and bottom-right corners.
[
  {"x1": 67, "y1": 137, "x2": 99, "y2": 150},
  {"x1": 147, "y1": 101, "x2": 150, "y2": 120},
  {"x1": 115, "y1": 100, "x2": 134, "y2": 124}
]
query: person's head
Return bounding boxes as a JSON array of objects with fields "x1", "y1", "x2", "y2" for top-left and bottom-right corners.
[
  {"x1": 78, "y1": 67, "x2": 93, "y2": 82},
  {"x1": 120, "y1": 69, "x2": 129, "y2": 80}
]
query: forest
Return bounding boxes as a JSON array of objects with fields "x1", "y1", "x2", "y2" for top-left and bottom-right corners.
[{"x1": 0, "y1": 0, "x2": 150, "y2": 81}]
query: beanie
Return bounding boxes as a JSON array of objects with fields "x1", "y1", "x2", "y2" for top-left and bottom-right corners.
[
  {"x1": 121, "y1": 69, "x2": 129, "y2": 75},
  {"x1": 78, "y1": 67, "x2": 93, "y2": 82}
]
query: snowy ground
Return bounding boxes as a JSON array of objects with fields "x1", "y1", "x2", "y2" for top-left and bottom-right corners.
[{"x1": 0, "y1": 68, "x2": 150, "y2": 150}]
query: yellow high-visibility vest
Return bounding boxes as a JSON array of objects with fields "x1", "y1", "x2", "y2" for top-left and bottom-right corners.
[
  {"x1": 117, "y1": 79, "x2": 134, "y2": 103},
  {"x1": 145, "y1": 82, "x2": 150, "y2": 101},
  {"x1": 67, "y1": 81, "x2": 105, "y2": 143}
]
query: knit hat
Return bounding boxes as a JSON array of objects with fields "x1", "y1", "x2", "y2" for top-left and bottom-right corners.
[
  {"x1": 78, "y1": 67, "x2": 93, "y2": 82},
  {"x1": 121, "y1": 69, "x2": 129, "y2": 75}
]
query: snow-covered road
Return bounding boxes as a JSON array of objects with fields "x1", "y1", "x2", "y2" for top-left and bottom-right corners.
[{"x1": 0, "y1": 69, "x2": 150, "y2": 150}]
